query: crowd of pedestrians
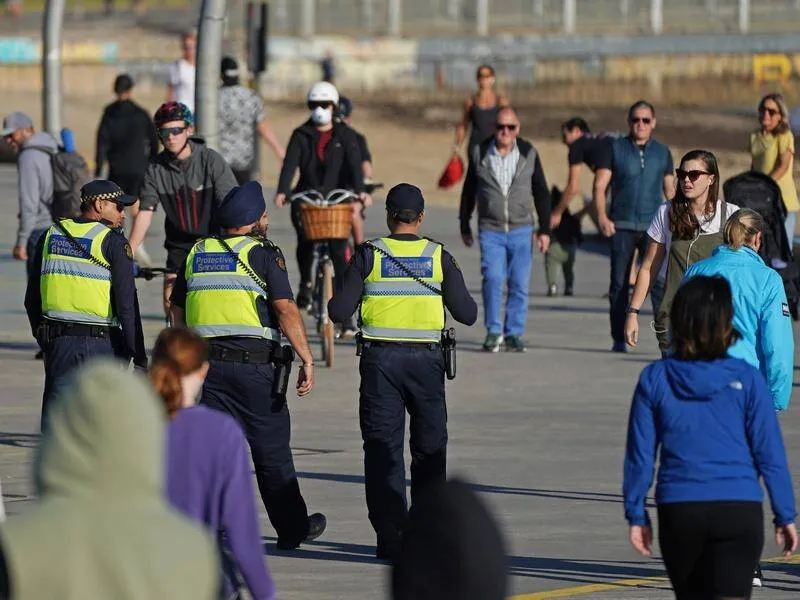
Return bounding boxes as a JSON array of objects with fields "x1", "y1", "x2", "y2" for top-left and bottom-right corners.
[{"x1": 2, "y1": 52, "x2": 800, "y2": 600}]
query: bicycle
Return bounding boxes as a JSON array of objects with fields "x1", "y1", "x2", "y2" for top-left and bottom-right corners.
[{"x1": 291, "y1": 188, "x2": 357, "y2": 368}]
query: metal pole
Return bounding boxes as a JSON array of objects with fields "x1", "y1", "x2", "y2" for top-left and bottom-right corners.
[
  {"x1": 388, "y1": 0, "x2": 401, "y2": 37},
  {"x1": 563, "y1": 0, "x2": 576, "y2": 34},
  {"x1": 650, "y1": 0, "x2": 663, "y2": 34},
  {"x1": 42, "y1": 0, "x2": 65, "y2": 135},
  {"x1": 476, "y1": 0, "x2": 489, "y2": 36},
  {"x1": 738, "y1": 0, "x2": 750, "y2": 33},
  {"x1": 196, "y1": 0, "x2": 227, "y2": 151},
  {"x1": 300, "y1": 0, "x2": 314, "y2": 38}
]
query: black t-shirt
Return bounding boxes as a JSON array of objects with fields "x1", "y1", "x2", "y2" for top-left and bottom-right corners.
[
  {"x1": 568, "y1": 135, "x2": 612, "y2": 172},
  {"x1": 171, "y1": 236, "x2": 294, "y2": 352}
]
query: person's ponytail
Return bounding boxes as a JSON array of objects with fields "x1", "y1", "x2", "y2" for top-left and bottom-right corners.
[
  {"x1": 724, "y1": 208, "x2": 763, "y2": 250},
  {"x1": 150, "y1": 358, "x2": 183, "y2": 418}
]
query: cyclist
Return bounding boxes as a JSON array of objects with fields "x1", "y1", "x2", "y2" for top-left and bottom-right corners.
[
  {"x1": 128, "y1": 101, "x2": 238, "y2": 321},
  {"x1": 274, "y1": 82, "x2": 369, "y2": 337},
  {"x1": 335, "y1": 95, "x2": 373, "y2": 246}
]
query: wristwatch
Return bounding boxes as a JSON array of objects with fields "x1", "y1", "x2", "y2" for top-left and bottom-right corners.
[{"x1": 626, "y1": 306, "x2": 640, "y2": 315}]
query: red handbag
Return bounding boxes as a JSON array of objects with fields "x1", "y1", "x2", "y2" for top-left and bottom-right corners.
[{"x1": 437, "y1": 153, "x2": 465, "y2": 189}]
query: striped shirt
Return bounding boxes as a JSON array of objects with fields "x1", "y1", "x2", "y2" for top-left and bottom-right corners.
[{"x1": 487, "y1": 141, "x2": 519, "y2": 196}]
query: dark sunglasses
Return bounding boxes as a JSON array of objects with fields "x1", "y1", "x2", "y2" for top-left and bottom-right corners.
[
  {"x1": 496, "y1": 123, "x2": 518, "y2": 132},
  {"x1": 630, "y1": 117, "x2": 652, "y2": 125},
  {"x1": 676, "y1": 169, "x2": 710, "y2": 182},
  {"x1": 759, "y1": 107, "x2": 779, "y2": 117},
  {"x1": 308, "y1": 101, "x2": 334, "y2": 110},
  {"x1": 158, "y1": 126, "x2": 186, "y2": 138}
]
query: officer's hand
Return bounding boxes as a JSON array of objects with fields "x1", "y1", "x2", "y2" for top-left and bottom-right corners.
[
  {"x1": 461, "y1": 233, "x2": 474, "y2": 247},
  {"x1": 274, "y1": 193, "x2": 287, "y2": 208},
  {"x1": 12, "y1": 245, "x2": 27, "y2": 261},
  {"x1": 297, "y1": 363, "x2": 314, "y2": 397}
]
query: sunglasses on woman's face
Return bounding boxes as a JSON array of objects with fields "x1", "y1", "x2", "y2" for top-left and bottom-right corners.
[
  {"x1": 759, "y1": 106, "x2": 779, "y2": 117},
  {"x1": 676, "y1": 169, "x2": 710, "y2": 182},
  {"x1": 308, "y1": 101, "x2": 334, "y2": 110},
  {"x1": 158, "y1": 126, "x2": 186, "y2": 138}
]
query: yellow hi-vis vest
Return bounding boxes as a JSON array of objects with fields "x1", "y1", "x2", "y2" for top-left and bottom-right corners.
[
  {"x1": 360, "y1": 237, "x2": 445, "y2": 343},
  {"x1": 40, "y1": 219, "x2": 118, "y2": 326},
  {"x1": 185, "y1": 236, "x2": 281, "y2": 341}
]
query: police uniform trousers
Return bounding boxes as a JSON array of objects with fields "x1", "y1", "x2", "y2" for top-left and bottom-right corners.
[
  {"x1": 201, "y1": 357, "x2": 311, "y2": 545},
  {"x1": 42, "y1": 331, "x2": 118, "y2": 432},
  {"x1": 359, "y1": 342, "x2": 448, "y2": 537}
]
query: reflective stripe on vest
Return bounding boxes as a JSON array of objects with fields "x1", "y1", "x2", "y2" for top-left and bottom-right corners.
[
  {"x1": 40, "y1": 220, "x2": 118, "y2": 326},
  {"x1": 360, "y1": 237, "x2": 445, "y2": 343},
  {"x1": 185, "y1": 237, "x2": 281, "y2": 342}
]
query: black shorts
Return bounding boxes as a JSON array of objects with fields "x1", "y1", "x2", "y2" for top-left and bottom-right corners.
[
  {"x1": 165, "y1": 246, "x2": 189, "y2": 274},
  {"x1": 110, "y1": 174, "x2": 144, "y2": 198},
  {"x1": 658, "y1": 501, "x2": 764, "y2": 599}
]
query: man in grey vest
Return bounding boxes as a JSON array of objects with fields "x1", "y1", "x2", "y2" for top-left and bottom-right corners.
[{"x1": 460, "y1": 106, "x2": 551, "y2": 353}]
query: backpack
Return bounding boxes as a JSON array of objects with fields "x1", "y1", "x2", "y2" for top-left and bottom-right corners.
[{"x1": 23, "y1": 145, "x2": 91, "y2": 219}]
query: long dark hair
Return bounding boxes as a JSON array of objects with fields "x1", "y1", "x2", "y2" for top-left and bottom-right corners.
[
  {"x1": 669, "y1": 149, "x2": 720, "y2": 241},
  {"x1": 670, "y1": 275, "x2": 739, "y2": 361}
]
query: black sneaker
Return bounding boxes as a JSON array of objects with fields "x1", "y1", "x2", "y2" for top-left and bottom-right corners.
[
  {"x1": 564, "y1": 286, "x2": 574, "y2": 297},
  {"x1": 482, "y1": 333, "x2": 503, "y2": 353},
  {"x1": 505, "y1": 335, "x2": 526, "y2": 353},
  {"x1": 276, "y1": 513, "x2": 327, "y2": 550},
  {"x1": 376, "y1": 527, "x2": 403, "y2": 561}
]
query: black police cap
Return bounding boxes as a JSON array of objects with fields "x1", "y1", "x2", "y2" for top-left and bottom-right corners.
[{"x1": 81, "y1": 180, "x2": 136, "y2": 206}]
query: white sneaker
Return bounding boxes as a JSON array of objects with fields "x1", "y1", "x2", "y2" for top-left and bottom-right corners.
[{"x1": 752, "y1": 565, "x2": 763, "y2": 587}]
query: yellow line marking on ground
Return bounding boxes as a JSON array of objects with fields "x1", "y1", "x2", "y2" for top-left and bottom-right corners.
[{"x1": 510, "y1": 553, "x2": 798, "y2": 599}]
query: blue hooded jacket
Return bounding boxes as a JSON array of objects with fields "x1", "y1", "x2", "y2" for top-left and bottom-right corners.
[
  {"x1": 684, "y1": 245, "x2": 794, "y2": 411},
  {"x1": 623, "y1": 357, "x2": 796, "y2": 528}
]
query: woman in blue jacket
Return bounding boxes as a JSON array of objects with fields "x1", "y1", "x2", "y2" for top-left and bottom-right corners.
[
  {"x1": 683, "y1": 208, "x2": 794, "y2": 411},
  {"x1": 623, "y1": 275, "x2": 797, "y2": 600}
]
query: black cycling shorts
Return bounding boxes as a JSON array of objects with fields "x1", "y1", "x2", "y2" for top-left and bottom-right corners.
[
  {"x1": 165, "y1": 246, "x2": 190, "y2": 274},
  {"x1": 658, "y1": 501, "x2": 763, "y2": 599}
]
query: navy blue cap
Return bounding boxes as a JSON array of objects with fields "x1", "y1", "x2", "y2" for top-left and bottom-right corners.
[
  {"x1": 80, "y1": 179, "x2": 136, "y2": 206},
  {"x1": 386, "y1": 183, "x2": 424, "y2": 222},
  {"x1": 217, "y1": 181, "x2": 266, "y2": 228}
]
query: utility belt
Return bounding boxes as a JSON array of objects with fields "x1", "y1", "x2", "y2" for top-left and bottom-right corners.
[
  {"x1": 209, "y1": 342, "x2": 296, "y2": 397},
  {"x1": 356, "y1": 328, "x2": 457, "y2": 380},
  {"x1": 37, "y1": 319, "x2": 116, "y2": 344}
]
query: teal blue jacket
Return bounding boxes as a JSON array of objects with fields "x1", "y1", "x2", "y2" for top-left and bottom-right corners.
[{"x1": 684, "y1": 246, "x2": 794, "y2": 411}]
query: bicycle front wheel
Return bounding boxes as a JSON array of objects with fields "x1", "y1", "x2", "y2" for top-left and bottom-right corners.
[{"x1": 321, "y1": 261, "x2": 335, "y2": 368}]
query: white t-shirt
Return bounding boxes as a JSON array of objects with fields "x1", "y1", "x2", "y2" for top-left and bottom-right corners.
[
  {"x1": 169, "y1": 59, "x2": 196, "y2": 113},
  {"x1": 646, "y1": 199, "x2": 740, "y2": 280}
]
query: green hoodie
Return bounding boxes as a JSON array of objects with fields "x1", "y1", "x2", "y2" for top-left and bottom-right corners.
[{"x1": 0, "y1": 359, "x2": 219, "y2": 600}]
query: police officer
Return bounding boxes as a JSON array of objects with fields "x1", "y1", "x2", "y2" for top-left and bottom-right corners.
[
  {"x1": 170, "y1": 180, "x2": 327, "y2": 549},
  {"x1": 24, "y1": 180, "x2": 147, "y2": 431},
  {"x1": 328, "y1": 183, "x2": 478, "y2": 560}
]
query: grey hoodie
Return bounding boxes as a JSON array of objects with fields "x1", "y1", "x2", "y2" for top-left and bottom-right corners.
[{"x1": 16, "y1": 131, "x2": 57, "y2": 247}]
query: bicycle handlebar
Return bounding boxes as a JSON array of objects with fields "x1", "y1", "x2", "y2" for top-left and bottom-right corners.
[
  {"x1": 291, "y1": 188, "x2": 359, "y2": 207},
  {"x1": 133, "y1": 266, "x2": 170, "y2": 281}
]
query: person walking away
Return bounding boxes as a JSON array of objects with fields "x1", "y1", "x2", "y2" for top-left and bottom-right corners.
[
  {"x1": 3, "y1": 112, "x2": 56, "y2": 279},
  {"x1": 623, "y1": 275, "x2": 797, "y2": 600},
  {"x1": 684, "y1": 209, "x2": 793, "y2": 411},
  {"x1": 0, "y1": 360, "x2": 219, "y2": 600},
  {"x1": 625, "y1": 150, "x2": 737, "y2": 355},
  {"x1": 219, "y1": 56, "x2": 285, "y2": 185},
  {"x1": 151, "y1": 327, "x2": 277, "y2": 600},
  {"x1": 171, "y1": 181, "x2": 326, "y2": 550},
  {"x1": 274, "y1": 81, "x2": 369, "y2": 337},
  {"x1": 25, "y1": 180, "x2": 147, "y2": 431},
  {"x1": 329, "y1": 183, "x2": 478, "y2": 560},
  {"x1": 750, "y1": 93, "x2": 799, "y2": 246},
  {"x1": 129, "y1": 102, "x2": 238, "y2": 322},
  {"x1": 459, "y1": 106, "x2": 551, "y2": 352},
  {"x1": 336, "y1": 95, "x2": 373, "y2": 246},
  {"x1": 545, "y1": 186, "x2": 582, "y2": 297},
  {"x1": 593, "y1": 100, "x2": 675, "y2": 352},
  {"x1": 95, "y1": 74, "x2": 158, "y2": 199},
  {"x1": 392, "y1": 478, "x2": 508, "y2": 600},
  {"x1": 554, "y1": 117, "x2": 613, "y2": 234},
  {"x1": 167, "y1": 30, "x2": 197, "y2": 113},
  {"x1": 453, "y1": 64, "x2": 509, "y2": 161}
]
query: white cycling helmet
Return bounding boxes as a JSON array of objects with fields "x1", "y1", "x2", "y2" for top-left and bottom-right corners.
[{"x1": 307, "y1": 81, "x2": 339, "y2": 105}]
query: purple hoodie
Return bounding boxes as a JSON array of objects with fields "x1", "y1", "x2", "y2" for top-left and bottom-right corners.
[{"x1": 166, "y1": 405, "x2": 276, "y2": 600}]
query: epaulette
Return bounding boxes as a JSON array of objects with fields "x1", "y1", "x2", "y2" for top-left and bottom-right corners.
[
  {"x1": 260, "y1": 237, "x2": 284, "y2": 255},
  {"x1": 424, "y1": 236, "x2": 445, "y2": 247}
]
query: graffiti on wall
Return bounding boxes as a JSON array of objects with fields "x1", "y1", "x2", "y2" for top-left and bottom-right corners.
[
  {"x1": 0, "y1": 38, "x2": 118, "y2": 64},
  {"x1": 753, "y1": 54, "x2": 800, "y2": 87}
]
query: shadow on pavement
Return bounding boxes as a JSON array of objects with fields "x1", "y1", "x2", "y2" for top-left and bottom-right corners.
[
  {"x1": 0, "y1": 432, "x2": 39, "y2": 448},
  {"x1": 263, "y1": 538, "x2": 386, "y2": 565},
  {"x1": 509, "y1": 555, "x2": 666, "y2": 585}
]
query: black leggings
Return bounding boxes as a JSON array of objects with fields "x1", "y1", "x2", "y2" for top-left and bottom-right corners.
[
  {"x1": 290, "y1": 200, "x2": 349, "y2": 290},
  {"x1": 658, "y1": 501, "x2": 764, "y2": 600}
]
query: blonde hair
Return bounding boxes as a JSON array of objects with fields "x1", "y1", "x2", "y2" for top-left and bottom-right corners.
[{"x1": 724, "y1": 208, "x2": 763, "y2": 250}]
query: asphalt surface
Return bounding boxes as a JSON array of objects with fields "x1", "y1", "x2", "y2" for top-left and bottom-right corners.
[{"x1": 1, "y1": 164, "x2": 800, "y2": 599}]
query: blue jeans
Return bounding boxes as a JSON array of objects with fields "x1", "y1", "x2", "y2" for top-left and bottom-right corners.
[{"x1": 479, "y1": 225, "x2": 533, "y2": 337}]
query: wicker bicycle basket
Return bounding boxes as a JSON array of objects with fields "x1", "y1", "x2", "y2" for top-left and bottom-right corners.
[{"x1": 299, "y1": 203, "x2": 352, "y2": 241}]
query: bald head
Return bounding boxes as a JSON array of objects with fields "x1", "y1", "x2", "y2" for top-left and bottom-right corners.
[{"x1": 494, "y1": 106, "x2": 520, "y2": 152}]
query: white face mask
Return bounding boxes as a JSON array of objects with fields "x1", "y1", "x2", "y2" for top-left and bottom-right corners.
[{"x1": 311, "y1": 106, "x2": 332, "y2": 126}]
